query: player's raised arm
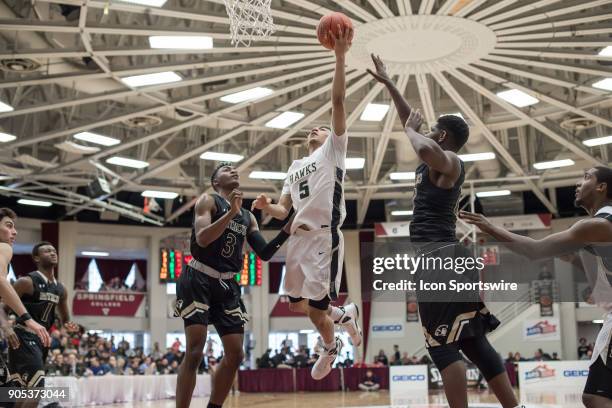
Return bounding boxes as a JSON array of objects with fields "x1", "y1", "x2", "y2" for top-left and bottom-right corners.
[
  {"x1": 246, "y1": 212, "x2": 294, "y2": 261},
  {"x1": 331, "y1": 25, "x2": 352, "y2": 137},
  {"x1": 194, "y1": 191, "x2": 242, "y2": 248},
  {"x1": 459, "y1": 211, "x2": 610, "y2": 259},
  {"x1": 405, "y1": 109, "x2": 460, "y2": 177},
  {"x1": 251, "y1": 193, "x2": 292, "y2": 220},
  {"x1": 367, "y1": 54, "x2": 412, "y2": 129}
]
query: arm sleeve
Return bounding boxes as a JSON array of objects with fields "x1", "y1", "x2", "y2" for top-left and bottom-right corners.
[{"x1": 247, "y1": 229, "x2": 291, "y2": 261}]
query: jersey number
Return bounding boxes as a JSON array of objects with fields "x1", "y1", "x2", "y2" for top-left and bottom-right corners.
[
  {"x1": 41, "y1": 303, "x2": 54, "y2": 323},
  {"x1": 222, "y1": 233, "x2": 237, "y2": 258},
  {"x1": 299, "y1": 180, "x2": 310, "y2": 199}
]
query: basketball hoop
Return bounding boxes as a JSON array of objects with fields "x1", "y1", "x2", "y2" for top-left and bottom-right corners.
[{"x1": 224, "y1": 0, "x2": 276, "y2": 47}]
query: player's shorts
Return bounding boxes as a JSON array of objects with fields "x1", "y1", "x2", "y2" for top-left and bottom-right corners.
[
  {"x1": 427, "y1": 335, "x2": 505, "y2": 381},
  {"x1": 174, "y1": 265, "x2": 248, "y2": 337},
  {"x1": 584, "y1": 356, "x2": 612, "y2": 400},
  {"x1": 7, "y1": 328, "x2": 45, "y2": 388},
  {"x1": 284, "y1": 227, "x2": 344, "y2": 303}
]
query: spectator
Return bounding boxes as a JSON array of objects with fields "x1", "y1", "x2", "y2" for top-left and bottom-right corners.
[
  {"x1": 151, "y1": 342, "x2": 163, "y2": 360},
  {"x1": 375, "y1": 349, "x2": 388, "y2": 366},
  {"x1": 171, "y1": 337, "x2": 182, "y2": 353},
  {"x1": 581, "y1": 350, "x2": 593, "y2": 361},
  {"x1": 551, "y1": 352, "x2": 560, "y2": 361},
  {"x1": 88, "y1": 357, "x2": 108, "y2": 376},
  {"x1": 505, "y1": 352, "x2": 514, "y2": 363},
  {"x1": 513, "y1": 352, "x2": 524, "y2": 362},
  {"x1": 400, "y1": 352, "x2": 411, "y2": 365},
  {"x1": 391, "y1": 345, "x2": 401, "y2": 365},
  {"x1": 577, "y1": 338, "x2": 590, "y2": 359},
  {"x1": 340, "y1": 351, "x2": 353, "y2": 368},
  {"x1": 358, "y1": 370, "x2": 380, "y2": 392}
]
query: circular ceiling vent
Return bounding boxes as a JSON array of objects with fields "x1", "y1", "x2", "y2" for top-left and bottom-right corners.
[
  {"x1": 0, "y1": 58, "x2": 41, "y2": 73},
  {"x1": 560, "y1": 117, "x2": 597, "y2": 131},
  {"x1": 122, "y1": 115, "x2": 163, "y2": 128}
]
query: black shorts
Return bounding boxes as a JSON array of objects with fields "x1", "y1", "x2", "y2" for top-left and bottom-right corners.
[
  {"x1": 7, "y1": 329, "x2": 46, "y2": 387},
  {"x1": 174, "y1": 266, "x2": 248, "y2": 337},
  {"x1": 427, "y1": 335, "x2": 505, "y2": 381},
  {"x1": 584, "y1": 356, "x2": 612, "y2": 400},
  {"x1": 288, "y1": 295, "x2": 330, "y2": 311}
]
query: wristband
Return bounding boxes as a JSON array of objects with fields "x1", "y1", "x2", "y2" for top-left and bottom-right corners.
[{"x1": 16, "y1": 313, "x2": 32, "y2": 325}]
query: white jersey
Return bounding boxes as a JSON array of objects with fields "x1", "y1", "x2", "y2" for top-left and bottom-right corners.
[{"x1": 282, "y1": 129, "x2": 347, "y2": 234}]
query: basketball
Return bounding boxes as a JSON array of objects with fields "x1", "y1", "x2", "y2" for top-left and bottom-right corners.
[{"x1": 316, "y1": 12, "x2": 354, "y2": 50}]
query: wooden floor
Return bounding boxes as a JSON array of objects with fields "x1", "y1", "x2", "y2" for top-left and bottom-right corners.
[{"x1": 103, "y1": 388, "x2": 584, "y2": 408}]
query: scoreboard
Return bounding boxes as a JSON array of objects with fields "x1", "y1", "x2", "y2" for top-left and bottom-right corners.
[{"x1": 160, "y1": 248, "x2": 262, "y2": 286}]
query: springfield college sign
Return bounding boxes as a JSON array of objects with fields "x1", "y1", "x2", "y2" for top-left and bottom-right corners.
[{"x1": 72, "y1": 291, "x2": 146, "y2": 317}]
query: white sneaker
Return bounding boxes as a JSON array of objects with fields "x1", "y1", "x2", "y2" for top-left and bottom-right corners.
[
  {"x1": 311, "y1": 336, "x2": 343, "y2": 380},
  {"x1": 336, "y1": 303, "x2": 362, "y2": 347}
]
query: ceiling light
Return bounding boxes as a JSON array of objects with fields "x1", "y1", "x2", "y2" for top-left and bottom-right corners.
[
  {"x1": 220, "y1": 87, "x2": 274, "y2": 104},
  {"x1": 120, "y1": 71, "x2": 181, "y2": 87},
  {"x1": 74, "y1": 131, "x2": 120, "y2": 147},
  {"x1": 598, "y1": 46, "x2": 612, "y2": 57},
  {"x1": 496, "y1": 89, "x2": 539, "y2": 107},
  {"x1": 141, "y1": 190, "x2": 178, "y2": 199},
  {"x1": 18, "y1": 199, "x2": 52, "y2": 207},
  {"x1": 389, "y1": 172, "x2": 416, "y2": 180},
  {"x1": 593, "y1": 319, "x2": 604, "y2": 324},
  {"x1": 119, "y1": 0, "x2": 167, "y2": 7},
  {"x1": 0, "y1": 101, "x2": 13, "y2": 113},
  {"x1": 391, "y1": 210, "x2": 413, "y2": 216},
  {"x1": 592, "y1": 78, "x2": 612, "y2": 91},
  {"x1": 476, "y1": 190, "x2": 511, "y2": 198},
  {"x1": 249, "y1": 171, "x2": 286, "y2": 180},
  {"x1": 533, "y1": 159, "x2": 574, "y2": 170},
  {"x1": 200, "y1": 152, "x2": 244, "y2": 162},
  {"x1": 459, "y1": 152, "x2": 496, "y2": 162},
  {"x1": 0, "y1": 132, "x2": 16, "y2": 143},
  {"x1": 265, "y1": 112, "x2": 305, "y2": 129},
  {"x1": 106, "y1": 156, "x2": 150, "y2": 169},
  {"x1": 149, "y1": 36, "x2": 213, "y2": 49},
  {"x1": 360, "y1": 103, "x2": 390, "y2": 121},
  {"x1": 81, "y1": 251, "x2": 110, "y2": 257},
  {"x1": 346, "y1": 158, "x2": 365, "y2": 170},
  {"x1": 583, "y1": 135, "x2": 612, "y2": 147}
]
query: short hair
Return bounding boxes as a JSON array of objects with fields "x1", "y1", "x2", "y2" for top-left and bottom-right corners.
[
  {"x1": 437, "y1": 115, "x2": 469, "y2": 150},
  {"x1": 210, "y1": 162, "x2": 232, "y2": 191},
  {"x1": 594, "y1": 166, "x2": 612, "y2": 198},
  {"x1": 32, "y1": 241, "x2": 54, "y2": 258},
  {"x1": 0, "y1": 208, "x2": 16, "y2": 221}
]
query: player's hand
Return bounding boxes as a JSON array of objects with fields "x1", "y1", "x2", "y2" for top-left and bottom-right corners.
[
  {"x1": 26, "y1": 319, "x2": 51, "y2": 347},
  {"x1": 64, "y1": 321, "x2": 80, "y2": 333},
  {"x1": 405, "y1": 109, "x2": 424, "y2": 132},
  {"x1": 251, "y1": 194, "x2": 272, "y2": 211},
  {"x1": 459, "y1": 211, "x2": 493, "y2": 233},
  {"x1": 366, "y1": 54, "x2": 391, "y2": 84},
  {"x1": 332, "y1": 24, "x2": 353, "y2": 56},
  {"x1": 229, "y1": 189, "x2": 243, "y2": 216},
  {"x1": 2, "y1": 325, "x2": 19, "y2": 349}
]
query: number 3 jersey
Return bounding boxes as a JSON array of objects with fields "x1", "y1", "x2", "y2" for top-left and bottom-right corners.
[
  {"x1": 282, "y1": 129, "x2": 347, "y2": 234},
  {"x1": 18, "y1": 271, "x2": 64, "y2": 331},
  {"x1": 189, "y1": 194, "x2": 252, "y2": 272}
]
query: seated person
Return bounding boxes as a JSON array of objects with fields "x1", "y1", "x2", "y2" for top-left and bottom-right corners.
[{"x1": 358, "y1": 369, "x2": 380, "y2": 392}]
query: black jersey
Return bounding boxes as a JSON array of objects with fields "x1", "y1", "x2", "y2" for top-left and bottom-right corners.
[
  {"x1": 190, "y1": 194, "x2": 252, "y2": 273},
  {"x1": 18, "y1": 271, "x2": 64, "y2": 331},
  {"x1": 585, "y1": 208, "x2": 612, "y2": 284},
  {"x1": 410, "y1": 161, "x2": 465, "y2": 242}
]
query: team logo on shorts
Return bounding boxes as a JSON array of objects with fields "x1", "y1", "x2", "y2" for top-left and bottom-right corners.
[
  {"x1": 415, "y1": 173, "x2": 423, "y2": 185},
  {"x1": 434, "y1": 324, "x2": 448, "y2": 337}
]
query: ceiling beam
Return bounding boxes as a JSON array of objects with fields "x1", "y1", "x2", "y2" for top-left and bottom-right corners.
[
  {"x1": 418, "y1": 0, "x2": 437, "y2": 14},
  {"x1": 468, "y1": 0, "x2": 519, "y2": 21},
  {"x1": 484, "y1": 54, "x2": 612, "y2": 78},
  {"x1": 452, "y1": 0, "x2": 489, "y2": 17},
  {"x1": 479, "y1": 0, "x2": 563, "y2": 25},
  {"x1": 415, "y1": 73, "x2": 436, "y2": 127},
  {"x1": 494, "y1": 13, "x2": 612, "y2": 36},
  {"x1": 366, "y1": 0, "x2": 395, "y2": 18},
  {"x1": 491, "y1": 48, "x2": 612, "y2": 61},
  {"x1": 329, "y1": 0, "x2": 378, "y2": 22},
  {"x1": 497, "y1": 27, "x2": 612, "y2": 41},
  {"x1": 448, "y1": 68, "x2": 604, "y2": 166},
  {"x1": 395, "y1": 0, "x2": 413, "y2": 15}
]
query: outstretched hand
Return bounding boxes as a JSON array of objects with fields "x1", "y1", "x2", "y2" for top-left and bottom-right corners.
[
  {"x1": 251, "y1": 194, "x2": 271, "y2": 211},
  {"x1": 366, "y1": 54, "x2": 391, "y2": 84},
  {"x1": 405, "y1": 109, "x2": 424, "y2": 132},
  {"x1": 458, "y1": 211, "x2": 493, "y2": 233},
  {"x1": 332, "y1": 24, "x2": 353, "y2": 55}
]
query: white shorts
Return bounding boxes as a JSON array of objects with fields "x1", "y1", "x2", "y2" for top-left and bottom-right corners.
[{"x1": 283, "y1": 227, "x2": 344, "y2": 301}]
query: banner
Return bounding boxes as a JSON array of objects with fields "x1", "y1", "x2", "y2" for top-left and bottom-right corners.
[
  {"x1": 519, "y1": 360, "x2": 590, "y2": 389},
  {"x1": 73, "y1": 291, "x2": 146, "y2": 317},
  {"x1": 406, "y1": 294, "x2": 419, "y2": 322},
  {"x1": 489, "y1": 214, "x2": 552, "y2": 231},
  {"x1": 428, "y1": 363, "x2": 481, "y2": 389},
  {"x1": 370, "y1": 318, "x2": 405, "y2": 338},
  {"x1": 389, "y1": 365, "x2": 428, "y2": 397},
  {"x1": 374, "y1": 222, "x2": 411, "y2": 237},
  {"x1": 523, "y1": 318, "x2": 561, "y2": 341}
]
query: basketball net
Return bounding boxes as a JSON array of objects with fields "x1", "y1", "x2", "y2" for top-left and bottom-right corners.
[{"x1": 224, "y1": 0, "x2": 276, "y2": 47}]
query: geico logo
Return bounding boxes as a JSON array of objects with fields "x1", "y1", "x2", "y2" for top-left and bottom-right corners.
[
  {"x1": 372, "y1": 325, "x2": 402, "y2": 332},
  {"x1": 392, "y1": 375, "x2": 426, "y2": 381},
  {"x1": 563, "y1": 370, "x2": 589, "y2": 377}
]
